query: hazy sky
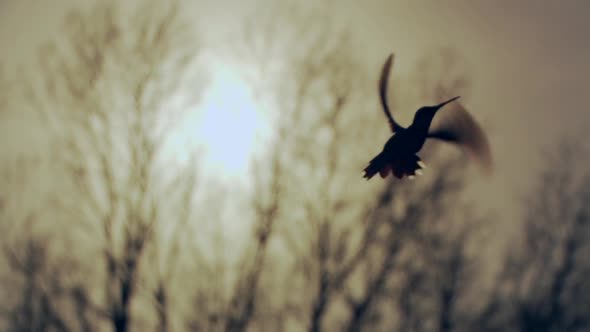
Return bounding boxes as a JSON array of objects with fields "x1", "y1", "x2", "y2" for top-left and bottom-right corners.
[
  {"x1": 1, "y1": 0, "x2": 589, "y2": 224},
  {"x1": 339, "y1": 0, "x2": 590, "y2": 219}
]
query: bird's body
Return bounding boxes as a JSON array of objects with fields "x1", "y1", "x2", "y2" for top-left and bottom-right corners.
[
  {"x1": 363, "y1": 104, "x2": 450, "y2": 179},
  {"x1": 363, "y1": 54, "x2": 492, "y2": 180}
]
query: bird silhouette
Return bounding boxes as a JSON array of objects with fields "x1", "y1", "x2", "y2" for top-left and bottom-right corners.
[{"x1": 363, "y1": 53, "x2": 492, "y2": 180}]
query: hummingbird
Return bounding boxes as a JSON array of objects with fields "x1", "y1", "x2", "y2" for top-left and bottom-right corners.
[{"x1": 363, "y1": 53, "x2": 492, "y2": 180}]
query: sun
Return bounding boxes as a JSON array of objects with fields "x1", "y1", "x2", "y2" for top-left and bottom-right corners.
[{"x1": 165, "y1": 54, "x2": 270, "y2": 180}]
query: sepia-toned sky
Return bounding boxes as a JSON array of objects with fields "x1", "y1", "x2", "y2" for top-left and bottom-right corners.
[{"x1": 1, "y1": 0, "x2": 589, "y2": 230}]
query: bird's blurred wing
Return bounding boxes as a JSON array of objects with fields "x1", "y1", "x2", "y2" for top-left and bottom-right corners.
[
  {"x1": 428, "y1": 102, "x2": 493, "y2": 173},
  {"x1": 379, "y1": 53, "x2": 404, "y2": 133}
]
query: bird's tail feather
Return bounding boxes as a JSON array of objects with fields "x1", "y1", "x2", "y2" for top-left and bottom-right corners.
[
  {"x1": 363, "y1": 153, "x2": 388, "y2": 180},
  {"x1": 391, "y1": 155, "x2": 424, "y2": 179},
  {"x1": 363, "y1": 154, "x2": 425, "y2": 180}
]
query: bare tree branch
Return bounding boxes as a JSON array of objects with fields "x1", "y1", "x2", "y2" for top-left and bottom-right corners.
[{"x1": 19, "y1": 1, "x2": 204, "y2": 331}]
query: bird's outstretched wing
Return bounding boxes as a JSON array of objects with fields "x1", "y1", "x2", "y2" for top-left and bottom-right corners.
[
  {"x1": 379, "y1": 53, "x2": 404, "y2": 133},
  {"x1": 428, "y1": 101, "x2": 493, "y2": 173}
]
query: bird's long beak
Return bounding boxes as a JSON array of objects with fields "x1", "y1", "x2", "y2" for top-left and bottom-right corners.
[{"x1": 435, "y1": 96, "x2": 461, "y2": 109}]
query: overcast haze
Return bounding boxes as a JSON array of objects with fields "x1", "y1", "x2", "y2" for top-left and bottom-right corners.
[
  {"x1": 1, "y1": 0, "x2": 589, "y2": 255},
  {"x1": 1, "y1": 1, "x2": 589, "y2": 330},
  {"x1": 1, "y1": 0, "x2": 588, "y2": 262},
  {"x1": 3, "y1": 0, "x2": 589, "y2": 188}
]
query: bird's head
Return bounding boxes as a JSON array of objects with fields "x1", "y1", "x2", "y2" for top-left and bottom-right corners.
[{"x1": 414, "y1": 96, "x2": 461, "y2": 127}]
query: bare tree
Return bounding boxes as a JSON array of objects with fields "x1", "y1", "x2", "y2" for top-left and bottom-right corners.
[
  {"x1": 149, "y1": 157, "x2": 200, "y2": 332},
  {"x1": 6, "y1": 1, "x2": 494, "y2": 331},
  {"x1": 0, "y1": 156, "x2": 98, "y2": 332},
  {"x1": 212, "y1": 2, "x2": 375, "y2": 331},
  {"x1": 20, "y1": 1, "x2": 204, "y2": 331},
  {"x1": 476, "y1": 139, "x2": 590, "y2": 332},
  {"x1": 204, "y1": 2, "x2": 488, "y2": 332},
  {"x1": 1, "y1": 224, "x2": 90, "y2": 332}
]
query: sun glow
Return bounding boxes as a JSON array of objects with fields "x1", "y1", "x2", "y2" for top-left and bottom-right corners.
[{"x1": 166, "y1": 55, "x2": 270, "y2": 180}]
